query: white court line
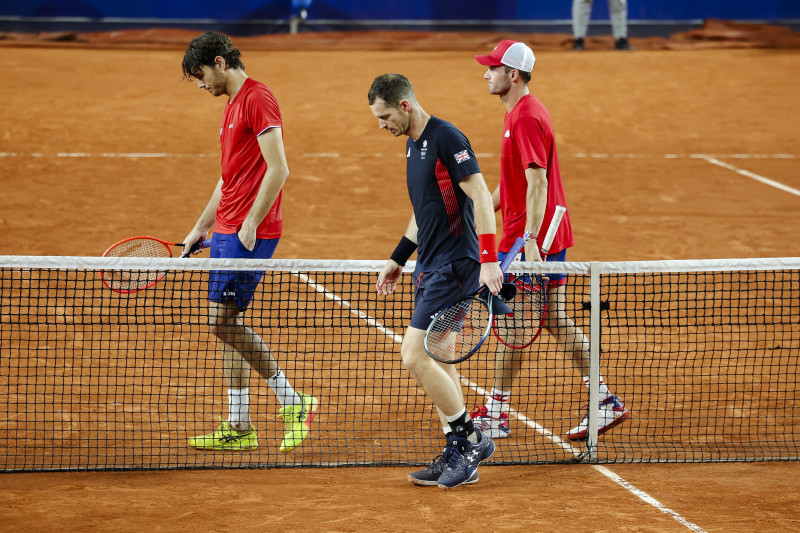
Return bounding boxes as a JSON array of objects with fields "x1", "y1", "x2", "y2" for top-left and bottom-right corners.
[
  {"x1": 703, "y1": 157, "x2": 800, "y2": 197},
  {"x1": 294, "y1": 272, "x2": 403, "y2": 344},
  {"x1": 595, "y1": 465, "x2": 707, "y2": 532},
  {"x1": 297, "y1": 271, "x2": 705, "y2": 532}
]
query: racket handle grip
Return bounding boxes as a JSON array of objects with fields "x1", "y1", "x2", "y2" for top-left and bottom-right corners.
[
  {"x1": 185, "y1": 238, "x2": 212, "y2": 256},
  {"x1": 499, "y1": 232, "x2": 530, "y2": 273},
  {"x1": 541, "y1": 205, "x2": 567, "y2": 256}
]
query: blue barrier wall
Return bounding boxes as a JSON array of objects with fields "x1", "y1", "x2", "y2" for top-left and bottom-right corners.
[
  {"x1": 1, "y1": 1, "x2": 798, "y2": 36},
  {"x1": 2, "y1": 0, "x2": 799, "y2": 21}
]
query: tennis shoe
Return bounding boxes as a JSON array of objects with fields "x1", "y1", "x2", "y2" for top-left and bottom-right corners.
[
  {"x1": 437, "y1": 433, "x2": 495, "y2": 490},
  {"x1": 615, "y1": 37, "x2": 634, "y2": 51},
  {"x1": 408, "y1": 441, "x2": 458, "y2": 486},
  {"x1": 470, "y1": 404, "x2": 510, "y2": 439},
  {"x1": 567, "y1": 395, "x2": 630, "y2": 441},
  {"x1": 278, "y1": 392, "x2": 319, "y2": 453},
  {"x1": 188, "y1": 417, "x2": 258, "y2": 451}
]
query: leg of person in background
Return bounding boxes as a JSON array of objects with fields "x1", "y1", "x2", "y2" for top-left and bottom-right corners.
[
  {"x1": 572, "y1": 0, "x2": 594, "y2": 50},
  {"x1": 470, "y1": 344, "x2": 515, "y2": 438},
  {"x1": 610, "y1": 0, "x2": 634, "y2": 50},
  {"x1": 545, "y1": 284, "x2": 630, "y2": 440},
  {"x1": 471, "y1": 267, "x2": 630, "y2": 440}
]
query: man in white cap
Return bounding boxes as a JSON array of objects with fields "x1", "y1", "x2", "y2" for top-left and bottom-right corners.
[{"x1": 472, "y1": 39, "x2": 630, "y2": 442}]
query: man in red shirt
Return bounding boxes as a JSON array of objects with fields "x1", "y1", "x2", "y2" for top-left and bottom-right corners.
[
  {"x1": 472, "y1": 40, "x2": 629, "y2": 441},
  {"x1": 180, "y1": 32, "x2": 317, "y2": 453}
]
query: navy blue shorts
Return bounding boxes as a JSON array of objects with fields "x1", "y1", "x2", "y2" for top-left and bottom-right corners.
[
  {"x1": 208, "y1": 233, "x2": 279, "y2": 311},
  {"x1": 411, "y1": 258, "x2": 511, "y2": 330},
  {"x1": 498, "y1": 248, "x2": 568, "y2": 287}
]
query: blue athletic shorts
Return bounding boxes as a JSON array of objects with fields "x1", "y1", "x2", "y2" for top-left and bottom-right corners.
[
  {"x1": 209, "y1": 233, "x2": 279, "y2": 311},
  {"x1": 498, "y1": 248, "x2": 568, "y2": 286},
  {"x1": 410, "y1": 258, "x2": 511, "y2": 330}
]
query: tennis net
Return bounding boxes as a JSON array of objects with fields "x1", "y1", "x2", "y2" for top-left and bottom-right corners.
[{"x1": 1, "y1": 255, "x2": 798, "y2": 472}]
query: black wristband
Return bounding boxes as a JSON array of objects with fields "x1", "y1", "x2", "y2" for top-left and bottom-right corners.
[{"x1": 390, "y1": 236, "x2": 417, "y2": 266}]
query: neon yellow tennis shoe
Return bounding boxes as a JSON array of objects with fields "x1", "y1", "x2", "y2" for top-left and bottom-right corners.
[
  {"x1": 188, "y1": 417, "x2": 259, "y2": 451},
  {"x1": 278, "y1": 392, "x2": 319, "y2": 453}
]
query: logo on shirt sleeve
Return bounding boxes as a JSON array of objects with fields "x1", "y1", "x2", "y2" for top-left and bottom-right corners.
[{"x1": 454, "y1": 150, "x2": 470, "y2": 163}]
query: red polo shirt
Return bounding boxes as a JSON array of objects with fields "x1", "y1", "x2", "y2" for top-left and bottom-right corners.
[
  {"x1": 499, "y1": 94, "x2": 573, "y2": 254},
  {"x1": 216, "y1": 77, "x2": 283, "y2": 239}
]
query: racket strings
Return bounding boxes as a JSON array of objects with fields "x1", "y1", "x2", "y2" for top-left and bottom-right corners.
[
  {"x1": 493, "y1": 278, "x2": 546, "y2": 348},
  {"x1": 105, "y1": 238, "x2": 172, "y2": 259},
  {"x1": 102, "y1": 238, "x2": 171, "y2": 291},
  {"x1": 426, "y1": 297, "x2": 490, "y2": 362}
]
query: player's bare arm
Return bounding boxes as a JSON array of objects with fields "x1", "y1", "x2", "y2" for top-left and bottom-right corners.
[
  {"x1": 459, "y1": 173, "x2": 503, "y2": 295},
  {"x1": 491, "y1": 184, "x2": 501, "y2": 212},
  {"x1": 183, "y1": 177, "x2": 223, "y2": 254},
  {"x1": 239, "y1": 127, "x2": 289, "y2": 250},
  {"x1": 525, "y1": 165, "x2": 548, "y2": 261},
  {"x1": 377, "y1": 213, "x2": 418, "y2": 296}
]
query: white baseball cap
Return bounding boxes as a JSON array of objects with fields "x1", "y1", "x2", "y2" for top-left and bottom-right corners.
[{"x1": 474, "y1": 40, "x2": 536, "y2": 73}]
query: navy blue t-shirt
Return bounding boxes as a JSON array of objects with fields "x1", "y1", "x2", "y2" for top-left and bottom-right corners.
[{"x1": 406, "y1": 116, "x2": 482, "y2": 272}]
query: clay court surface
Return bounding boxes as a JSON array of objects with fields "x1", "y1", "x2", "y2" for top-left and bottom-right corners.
[{"x1": 1, "y1": 25, "x2": 800, "y2": 531}]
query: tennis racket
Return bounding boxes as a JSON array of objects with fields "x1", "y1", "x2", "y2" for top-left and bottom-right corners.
[
  {"x1": 100, "y1": 235, "x2": 211, "y2": 293},
  {"x1": 423, "y1": 233, "x2": 529, "y2": 364},
  {"x1": 492, "y1": 205, "x2": 567, "y2": 349}
]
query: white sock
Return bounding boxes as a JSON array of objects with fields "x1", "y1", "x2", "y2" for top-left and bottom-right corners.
[
  {"x1": 227, "y1": 388, "x2": 250, "y2": 431},
  {"x1": 267, "y1": 368, "x2": 300, "y2": 407},
  {"x1": 582, "y1": 376, "x2": 612, "y2": 400},
  {"x1": 486, "y1": 388, "x2": 511, "y2": 418}
]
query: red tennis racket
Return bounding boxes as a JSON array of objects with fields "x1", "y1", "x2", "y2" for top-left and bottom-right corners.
[
  {"x1": 100, "y1": 235, "x2": 211, "y2": 293},
  {"x1": 492, "y1": 273, "x2": 548, "y2": 349},
  {"x1": 492, "y1": 205, "x2": 566, "y2": 349}
]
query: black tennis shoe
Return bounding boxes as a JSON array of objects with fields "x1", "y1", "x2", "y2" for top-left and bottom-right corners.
[
  {"x1": 437, "y1": 433, "x2": 495, "y2": 489},
  {"x1": 615, "y1": 37, "x2": 634, "y2": 51},
  {"x1": 408, "y1": 440, "x2": 456, "y2": 486}
]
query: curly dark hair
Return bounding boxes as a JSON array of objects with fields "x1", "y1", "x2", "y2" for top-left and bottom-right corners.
[
  {"x1": 367, "y1": 73, "x2": 416, "y2": 108},
  {"x1": 181, "y1": 32, "x2": 244, "y2": 80}
]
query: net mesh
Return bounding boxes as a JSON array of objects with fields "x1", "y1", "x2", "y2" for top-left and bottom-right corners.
[{"x1": 1, "y1": 256, "x2": 798, "y2": 472}]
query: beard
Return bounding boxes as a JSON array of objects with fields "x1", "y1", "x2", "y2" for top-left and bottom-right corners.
[{"x1": 489, "y1": 78, "x2": 511, "y2": 96}]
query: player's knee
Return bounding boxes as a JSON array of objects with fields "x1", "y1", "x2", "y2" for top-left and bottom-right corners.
[
  {"x1": 208, "y1": 321, "x2": 225, "y2": 340},
  {"x1": 208, "y1": 316, "x2": 234, "y2": 340},
  {"x1": 400, "y1": 343, "x2": 424, "y2": 376}
]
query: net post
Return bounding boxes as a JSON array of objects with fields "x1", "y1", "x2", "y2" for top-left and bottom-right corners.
[{"x1": 586, "y1": 261, "x2": 601, "y2": 458}]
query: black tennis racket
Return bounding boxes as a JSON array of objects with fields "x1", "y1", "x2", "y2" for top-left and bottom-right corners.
[
  {"x1": 100, "y1": 235, "x2": 211, "y2": 293},
  {"x1": 491, "y1": 205, "x2": 567, "y2": 349},
  {"x1": 423, "y1": 233, "x2": 528, "y2": 364}
]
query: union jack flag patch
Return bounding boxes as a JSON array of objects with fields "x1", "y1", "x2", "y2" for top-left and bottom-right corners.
[{"x1": 454, "y1": 150, "x2": 470, "y2": 163}]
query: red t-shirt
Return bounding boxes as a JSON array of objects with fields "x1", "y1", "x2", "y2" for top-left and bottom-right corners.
[
  {"x1": 216, "y1": 77, "x2": 283, "y2": 238},
  {"x1": 499, "y1": 94, "x2": 574, "y2": 255}
]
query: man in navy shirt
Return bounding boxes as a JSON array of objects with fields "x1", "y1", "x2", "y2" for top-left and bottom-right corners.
[{"x1": 368, "y1": 73, "x2": 504, "y2": 489}]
